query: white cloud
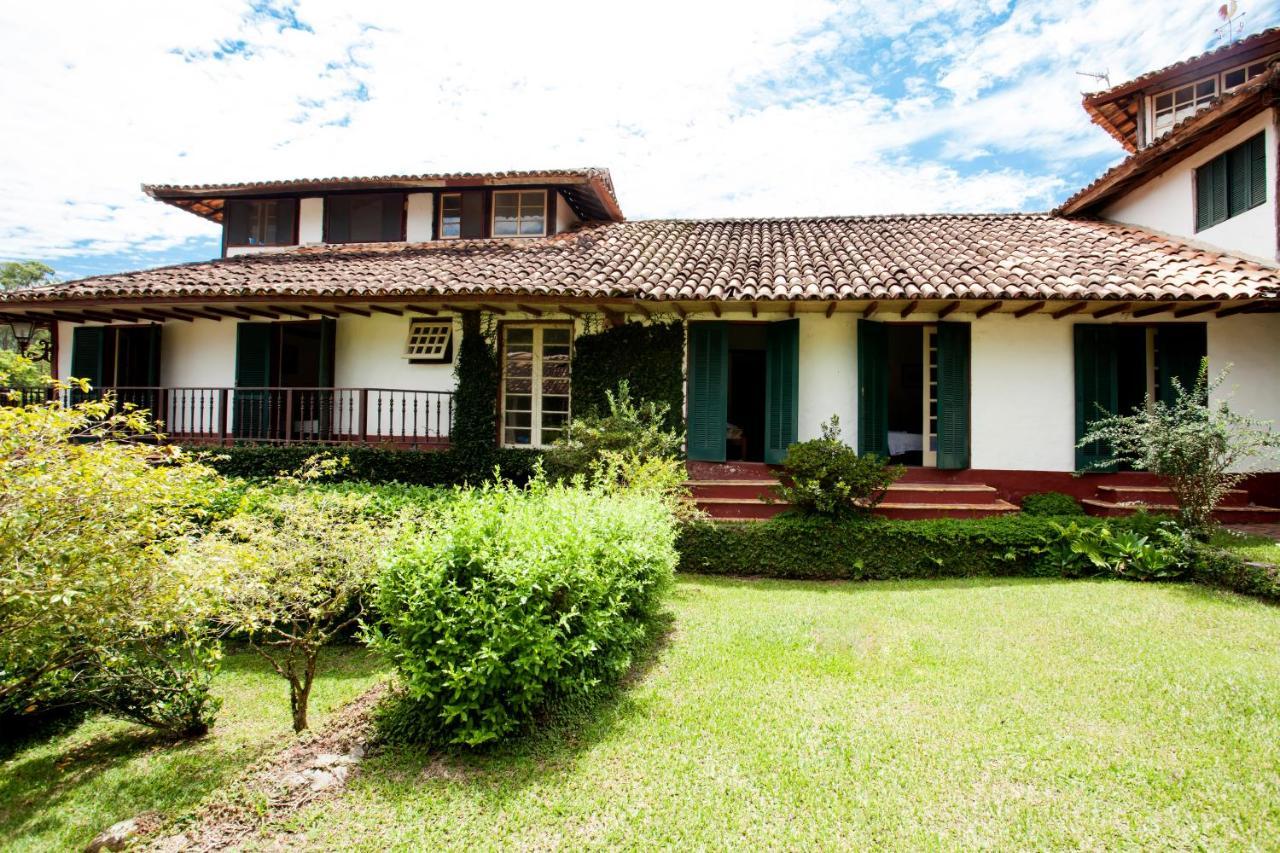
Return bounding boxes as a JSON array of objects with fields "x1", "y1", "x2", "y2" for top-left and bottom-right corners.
[{"x1": 0, "y1": 0, "x2": 1274, "y2": 271}]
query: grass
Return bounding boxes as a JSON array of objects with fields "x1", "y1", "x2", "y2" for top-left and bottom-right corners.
[
  {"x1": 0, "y1": 645, "x2": 386, "y2": 851},
  {"x1": 1211, "y1": 528, "x2": 1280, "y2": 564},
  {"x1": 271, "y1": 576, "x2": 1280, "y2": 850}
]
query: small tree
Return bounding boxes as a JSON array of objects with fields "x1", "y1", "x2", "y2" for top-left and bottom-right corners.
[
  {"x1": 1079, "y1": 362, "x2": 1280, "y2": 532},
  {"x1": 187, "y1": 478, "x2": 401, "y2": 732}
]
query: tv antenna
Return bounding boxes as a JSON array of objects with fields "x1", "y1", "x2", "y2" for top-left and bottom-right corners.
[
  {"x1": 1216, "y1": 1, "x2": 1245, "y2": 44},
  {"x1": 1075, "y1": 69, "x2": 1111, "y2": 92}
]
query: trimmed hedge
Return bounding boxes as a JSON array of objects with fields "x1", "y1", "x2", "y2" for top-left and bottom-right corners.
[
  {"x1": 186, "y1": 443, "x2": 541, "y2": 486},
  {"x1": 571, "y1": 321, "x2": 685, "y2": 433}
]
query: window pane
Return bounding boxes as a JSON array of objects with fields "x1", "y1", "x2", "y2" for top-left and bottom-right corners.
[
  {"x1": 1155, "y1": 93, "x2": 1172, "y2": 110},
  {"x1": 1195, "y1": 80, "x2": 1215, "y2": 99},
  {"x1": 543, "y1": 328, "x2": 570, "y2": 345},
  {"x1": 1225, "y1": 69, "x2": 1246, "y2": 89},
  {"x1": 519, "y1": 215, "x2": 546, "y2": 236},
  {"x1": 507, "y1": 327, "x2": 534, "y2": 345},
  {"x1": 441, "y1": 195, "x2": 462, "y2": 239},
  {"x1": 1173, "y1": 85, "x2": 1192, "y2": 105}
]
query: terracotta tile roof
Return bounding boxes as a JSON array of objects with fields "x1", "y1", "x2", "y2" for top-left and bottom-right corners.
[
  {"x1": 1061, "y1": 67, "x2": 1280, "y2": 216},
  {"x1": 1083, "y1": 27, "x2": 1280, "y2": 150},
  {"x1": 143, "y1": 168, "x2": 623, "y2": 223},
  {"x1": 5, "y1": 215, "x2": 1278, "y2": 307}
]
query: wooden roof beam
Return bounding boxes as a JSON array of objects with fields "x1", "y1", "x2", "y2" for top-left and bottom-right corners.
[
  {"x1": 558, "y1": 305, "x2": 584, "y2": 318},
  {"x1": 975, "y1": 300, "x2": 1002, "y2": 318},
  {"x1": 139, "y1": 309, "x2": 192, "y2": 323},
  {"x1": 404, "y1": 304, "x2": 438, "y2": 316},
  {"x1": 672, "y1": 304, "x2": 688, "y2": 319},
  {"x1": 368, "y1": 304, "x2": 404, "y2": 316},
  {"x1": 1131, "y1": 303, "x2": 1176, "y2": 318},
  {"x1": 631, "y1": 303, "x2": 651, "y2": 319},
  {"x1": 268, "y1": 305, "x2": 313, "y2": 320},
  {"x1": 1216, "y1": 301, "x2": 1258, "y2": 318},
  {"x1": 168, "y1": 307, "x2": 224, "y2": 322},
  {"x1": 332, "y1": 305, "x2": 370, "y2": 317},
  {"x1": 478, "y1": 304, "x2": 505, "y2": 316},
  {"x1": 900, "y1": 300, "x2": 919, "y2": 318},
  {"x1": 1051, "y1": 301, "x2": 1087, "y2": 320},
  {"x1": 710, "y1": 302, "x2": 721, "y2": 318},
  {"x1": 863, "y1": 301, "x2": 879, "y2": 318},
  {"x1": 825, "y1": 301, "x2": 838, "y2": 318},
  {"x1": 517, "y1": 304, "x2": 544, "y2": 317},
  {"x1": 1174, "y1": 302, "x2": 1220, "y2": 318},
  {"x1": 936, "y1": 300, "x2": 961, "y2": 319},
  {"x1": 300, "y1": 305, "x2": 341, "y2": 319},
  {"x1": 204, "y1": 306, "x2": 252, "y2": 321},
  {"x1": 1092, "y1": 302, "x2": 1131, "y2": 318},
  {"x1": 788, "y1": 301, "x2": 797, "y2": 318},
  {"x1": 1013, "y1": 301, "x2": 1045, "y2": 318},
  {"x1": 751, "y1": 302, "x2": 758, "y2": 318},
  {"x1": 240, "y1": 307, "x2": 281, "y2": 320}
]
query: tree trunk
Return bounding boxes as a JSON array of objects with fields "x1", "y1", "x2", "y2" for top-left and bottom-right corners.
[{"x1": 288, "y1": 657, "x2": 318, "y2": 733}]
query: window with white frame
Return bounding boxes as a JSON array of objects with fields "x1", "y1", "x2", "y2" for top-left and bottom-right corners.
[
  {"x1": 1149, "y1": 55, "x2": 1277, "y2": 142},
  {"x1": 502, "y1": 324, "x2": 571, "y2": 447},
  {"x1": 439, "y1": 193, "x2": 462, "y2": 239},
  {"x1": 403, "y1": 319, "x2": 453, "y2": 362},
  {"x1": 492, "y1": 190, "x2": 547, "y2": 237}
]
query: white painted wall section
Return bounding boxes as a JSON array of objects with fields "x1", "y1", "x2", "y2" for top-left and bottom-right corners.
[
  {"x1": 555, "y1": 191, "x2": 581, "y2": 234},
  {"x1": 405, "y1": 193, "x2": 434, "y2": 242},
  {"x1": 1209, "y1": 313, "x2": 1280, "y2": 470},
  {"x1": 1102, "y1": 112, "x2": 1276, "y2": 262},
  {"x1": 797, "y1": 313, "x2": 856, "y2": 444},
  {"x1": 298, "y1": 197, "x2": 324, "y2": 243}
]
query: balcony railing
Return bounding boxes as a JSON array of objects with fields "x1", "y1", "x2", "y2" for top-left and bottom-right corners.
[{"x1": 2, "y1": 386, "x2": 454, "y2": 447}]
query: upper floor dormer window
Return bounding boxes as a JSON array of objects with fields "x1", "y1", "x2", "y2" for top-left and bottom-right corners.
[
  {"x1": 224, "y1": 198, "x2": 297, "y2": 246},
  {"x1": 324, "y1": 192, "x2": 405, "y2": 243},
  {"x1": 492, "y1": 190, "x2": 547, "y2": 237},
  {"x1": 1149, "y1": 55, "x2": 1276, "y2": 143}
]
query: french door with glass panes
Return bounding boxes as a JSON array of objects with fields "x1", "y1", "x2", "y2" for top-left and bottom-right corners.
[{"x1": 501, "y1": 325, "x2": 572, "y2": 447}]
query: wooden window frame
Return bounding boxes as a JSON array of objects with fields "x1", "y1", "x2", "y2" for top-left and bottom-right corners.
[
  {"x1": 438, "y1": 192, "x2": 463, "y2": 240},
  {"x1": 223, "y1": 197, "x2": 300, "y2": 248},
  {"x1": 321, "y1": 192, "x2": 407, "y2": 244},
  {"x1": 490, "y1": 189, "x2": 548, "y2": 238},
  {"x1": 497, "y1": 321, "x2": 573, "y2": 449},
  {"x1": 402, "y1": 318, "x2": 454, "y2": 362}
]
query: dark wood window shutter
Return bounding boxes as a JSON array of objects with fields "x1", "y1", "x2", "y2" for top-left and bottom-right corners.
[
  {"x1": 1156, "y1": 323, "x2": 1207, "y2": 405},
  {"x1": 686, "y1": 322, "x2": 728, "y2": 462},
  {"x1": 935, "y1": 322, "x2": 971, "y2": 470},
  {"x1": 1228, "y1": 141, "x2": 1252, "y2": 217},
  {"x1": 145, "y1": 325, "x2": 162, "y2": 386},
  {"x1": 1249, "y1": 131, "x2": 1267, "y2": 209},
  {"x1": 380, "y1": 194, "x2": 403, "y2": 240},
  {"x1": 1074, "y1": 324, "x2": 1118, "y2": 471},
  {"x1": 856, "y1": 319, "x2": 888, "y2": 458},
  {"x1": 70, "y1": 326, "x2": 106, "y2": 391},
  {"x1": 764, "y1": 319, "x2": 799, "y2": 464},
  {"x1": 325, "y1": 197, "x2": 351, "y2": 243},
  {"x1": 224, "y1": 200, "x2": 252, "y2": 246},
  {"x1": 1197, "y1": 132, "x2": 1266, "y2": 230},
  {"x1": 460, "y1": 191, "x2": 485, "y2": 239},
  {"x1": 276, "y1": 199, "x2": 297, "y2": 244}
]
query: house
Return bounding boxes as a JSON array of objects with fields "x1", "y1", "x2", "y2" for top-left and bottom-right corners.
[{"x1": 5, "y1": 32, "x2": 1280, "y2": 520}]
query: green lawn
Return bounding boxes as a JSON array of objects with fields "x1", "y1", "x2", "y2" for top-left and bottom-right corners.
[
  {"x1": 1212, "y1": 528, "x2": 1280, "y2": 564},
  {"x1": 274, "y1": 576, "x2": 1280, "y2": 850},
  {"x1": 0, "y1": 646, "x2": 387, "y2": 851}
]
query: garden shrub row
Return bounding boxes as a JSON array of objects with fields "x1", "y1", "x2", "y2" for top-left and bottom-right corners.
[
  {"x1": 1187, "y1": 543, "x2": 1280, "y2": 601},
  {"x1": 676, "y1": 513, "x2": 1167, "y2": 581},
  {"x1": 184, "y1": 443, "x2": 541, "y2": 487}
]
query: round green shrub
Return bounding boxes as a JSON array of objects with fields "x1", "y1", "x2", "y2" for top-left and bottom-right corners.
[
  {"x1": 371, "y1": 479, "x2": 677, "y2": 747},
  {"x1": 1020, "y1": 491, "x2": 1085, "y2": 517}
]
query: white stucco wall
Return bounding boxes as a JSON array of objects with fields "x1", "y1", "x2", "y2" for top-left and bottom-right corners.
[
  {"x1": 798, "y1": 313, "x2": 857, "y2": 444},
  {"x1": 333, "y1": 312, "x2": 459, "y2": 392},
  {"x1": 555, "y1": 191, "x2": 581, "y2": 234},
  {"x1": 405, "y1": 193, "x2": 434, "y2": 242},
  {"x1": 1208, "y1": 312, "x2": 1280, "y2": 429},
  {"x1": 298, "y1": 197, "x2": 324, "y2": 243},
  {"x1": 1102, "y1": 111, "x2": 1277, "y2": 263}
]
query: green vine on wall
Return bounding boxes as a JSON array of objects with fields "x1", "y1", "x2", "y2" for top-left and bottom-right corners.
[{"x1": 572, "y1": 320, "x2": 685, "y2": 433}]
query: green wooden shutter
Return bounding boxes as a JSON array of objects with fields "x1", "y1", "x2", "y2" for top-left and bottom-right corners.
[
  {"x1": 857, "y1": 319, "x2": 888, "y2": 458},
  {"x1": 935, "y1": 322, "x2": 971, "y2": 470},
  {"x1": 145, "y1": 324, "x2": 162, "y2": 386},
  {"x1": 1196, "y1": 164, "x2": 1215, "y2": 231},
  {"x1": 234, "y1": 323, "x2": 274, "y2": 439},
  {"x1": 1074, "y1": 324, "x2": 1118, "y2": 471},
  {"x1": 1228, "y1": 141, "x2": 1252, "y2": 218},
  {"x1": 1249, "y1": 131, "x2": 1267, "y2": 209},
  {"x1": 70, "y1": 326, "x2": 106, "y2": 392},
  {"x1": 764, "y1": 319, "x2": 799, "y2": 464},
  {"x1": 686, "y1": 322, "x2": 728, "y2": 462},
  {"x1": 1157, "y1": 323, "x2": 1207, "y2": 405}
]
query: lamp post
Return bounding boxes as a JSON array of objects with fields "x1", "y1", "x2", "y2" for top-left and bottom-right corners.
[{"x1": 6, "y1": 318, "x2": 51, "y2": 362}]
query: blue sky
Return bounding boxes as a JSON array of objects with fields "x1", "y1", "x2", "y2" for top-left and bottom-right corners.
[{"x1": 2, "y1": 0, "x2": 1277, "y2": 281}]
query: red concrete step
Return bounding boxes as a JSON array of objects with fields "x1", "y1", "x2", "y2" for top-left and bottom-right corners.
[
  {"x1": 1095, "y1": 485, "x2": 1250, "y2": 507},
  {"x1": 885, "y1": 482, "x2": 1001, "y2": 505},
  {"x1": 874, "y1": 500, "x2": 1020, "y2": 520},
  {"x1": 1082, "y1": 499, "x2": 1280, "y2": 523},
  {"x1": 685, "y1": 480, "x2": 782, "y2": 501},
  {"x1": 686, "y1": 460, "x2": 779, "y2": 481},
  {"x1": 695, "y1": 497, "x2": 788, "y2": 520}
]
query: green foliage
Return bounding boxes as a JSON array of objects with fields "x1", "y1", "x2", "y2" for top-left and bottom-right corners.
[
  {"x1": 77, "y1": 636, "x2": 222, "y2": 738},
  {"x1": 1020, "y1": 491, "x2": 1085, "y2": 517},
  {"x1": 1188, "y1": 542, "x2": 1280, "y2": 601},
  {"x1": 545, "y1": 381, "x2": 682, "y2": 481},
  {"x1": 187, "y1": 442, "x2": 541, "y2": 487},
  {"x1": 0, "y1": 260, "x2": 55, "y2": 291},
  {"x1": 775, "y1": 416, "x2": 904, "y2": 517},
  {"x1": 452, "y1": 310, "x2": 500, "y2": 459},
  {"x1": 1044, "y1": 519, "x2": 1188, "y2": 581},
  {"x1": 0, "y1": 382, "x2": 224, "y2": 734},
  {"x1": 1079, "y1": 362, "x2": 1280, "y2": 532},
  {"x1": 0, "y1": 351, "x2": 46, "y2": 387},
  {"x1": 371, "y1": 476, "x2": 677, "y2": 747},
  {"x1": 571, "y1": 320, "x2": 684, "y2": 432},
  {"x1": 178, "y1": 471, "x2": 406, "y2": 732},
  {"x1": 676, "y1": 513, "x2": 1183, "y2": 580}
]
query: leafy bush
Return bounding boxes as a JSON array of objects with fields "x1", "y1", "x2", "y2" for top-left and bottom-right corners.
[
  {"x1": 371, "y1": 476, "x2": 678, "y2": 746},
  {"x1": 1020, "y1": 491, "x2": 1085, "y2": 516},
  {"x1": 1188, "y1": 542, "x2": 1280, "y2": 601},
  {"x1": 77, "y1": 636, "x2": 222, "y2": 738},
  {"x1": 179, "y1": 474, "x2": 406, "y2": 733},
  {"x1": 544, "y1": 381, "x2": 682, "y2": 481},
  {"x1": 1044, "y1": 519, "x2": 1189, "y2": 581},
  {"x1": 1079, "y1": 363, "x2": 1280, "y2": 532},
  {"x1": 0, "y1": 381, "x2": 224, "y2": 734},
  {"x1": 188, "y1": 443, "x2": 541, "y2": 486},
  {"x1": 775, "y1": 416, "x2": 904, "y2": 517},
  {"x1": 676, "y1": 513, "x2": 1180, "y2": 580}
]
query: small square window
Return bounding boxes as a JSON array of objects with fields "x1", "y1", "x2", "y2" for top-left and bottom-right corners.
[
  {"x1": 403, "y1": 319, "x2": 454, "y2": 362},
  {"x1": 440, "y1": 194, "x2": 462, "y2": 239}
]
